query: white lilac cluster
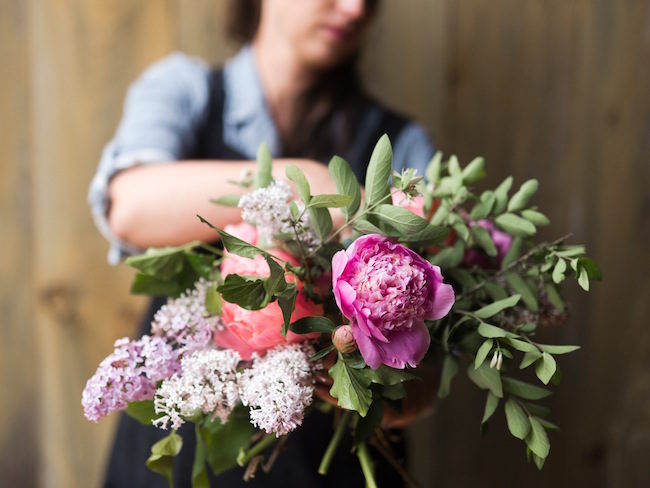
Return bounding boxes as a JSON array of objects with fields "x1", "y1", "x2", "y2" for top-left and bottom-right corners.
[
  {"x1": 150, "y1": 279, "x2": 218, "y2": 354},
  {"x1": 153, "y1": 348, "x2": 241, "y2": 430},
  {"x1": 238, "y1": 180, "x2": 319, "y2": 249},
  {"x1": 237, "y1": 344, "x2": 319, "y2": 437},
  {"x1": 82, "y1": 335, "x2": 179, "y2": 422}
]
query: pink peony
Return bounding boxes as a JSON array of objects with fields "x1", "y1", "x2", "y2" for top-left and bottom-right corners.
[
  {"x1": 391, "y1": 188, "x2": 425, "y2": 218},
  {"x1": 332, "y1": 234, "x2": 455, "y2": 369},
  {"x1": 465, "y1": 220, "x2": 512, "y2": 268},
  {"x1": 224, "y1": 222, "x2": 259, "y2": 246},
  {"x1": 214, "y1": 248, "x2": 322, "y2": 360}
]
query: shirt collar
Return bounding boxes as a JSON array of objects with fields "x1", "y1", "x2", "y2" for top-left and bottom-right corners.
[{"x1": 222, "y1": 45, "x2": 281, "y2": 157}]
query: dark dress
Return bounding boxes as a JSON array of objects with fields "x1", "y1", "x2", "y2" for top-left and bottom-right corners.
[{"x1": 104, "y1": 69, "x2": 411, "y2": 488}]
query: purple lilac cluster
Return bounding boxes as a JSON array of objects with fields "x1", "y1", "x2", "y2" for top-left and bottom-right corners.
[
  {"x1": 82, "y1": 335, "x2": 179, "y2": 422},
  {"x1": 150, "y1": 278, "x2": 218, "y2": 354}
]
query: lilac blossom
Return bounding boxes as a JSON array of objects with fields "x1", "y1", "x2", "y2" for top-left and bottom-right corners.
[
  {"x1": 238, "y1": 344, "x2": 319, "y2": 437},
  {"x1": 150, "y1": 278, "x2": 218, "y2": 354},
  {"x1": 332, "y1": 234, "x2": 455, "y2": 369},
  {"x1": 153, "y1": 348, "x2": 241, "y2": 430},
  {"x1": 82, "y1": 336, "x2": 179, "y2": 422}
]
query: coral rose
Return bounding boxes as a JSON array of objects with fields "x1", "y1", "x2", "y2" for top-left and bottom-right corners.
[
  {"x1": 332, "y1": 234, "x2": 455, "y2": 369},
  {"x1": 214, "y1": 247, "x2": 322, "y2": 360}
]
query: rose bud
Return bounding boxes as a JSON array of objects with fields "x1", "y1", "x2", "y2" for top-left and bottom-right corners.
[{"x1": 332, "y1": 325, "x2": 357, "y2": 354}]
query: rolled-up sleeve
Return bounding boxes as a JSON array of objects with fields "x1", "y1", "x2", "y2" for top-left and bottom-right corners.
[
  {"x1": 88, "y1": 52, "x2": 210, "y2": 263},
  {"x1": 392, "y1": 121, "x2": 435, "y2": 177}
]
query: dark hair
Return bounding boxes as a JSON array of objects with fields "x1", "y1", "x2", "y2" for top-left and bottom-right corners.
[{"x1": 225, "y1": 0, "x2": 379, "y2": 162}]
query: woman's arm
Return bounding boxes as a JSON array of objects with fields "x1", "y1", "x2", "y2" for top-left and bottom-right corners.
[{"x1": 108, "y1": 158, "x2": 339, "y2": 249}]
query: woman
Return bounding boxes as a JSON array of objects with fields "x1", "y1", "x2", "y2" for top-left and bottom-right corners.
[{"x1": 90, "y1": 1, "x2": 435, "y2": 486}]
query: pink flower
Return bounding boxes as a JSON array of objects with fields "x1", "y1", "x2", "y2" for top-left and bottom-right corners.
[
  {"x1": 332, "y1": 234, "x2": 455, "y2": 369},
  {"x1": 465, "y1": 220, "x2": 513, "y2": 268},
  {"x1": 224, "y1": 222, "x2": 258, "y2": 246},
  {"x1": 214, "y1": 248, "x2": 322, "y2": 360},
  {"x1": 391, "y1": 188, "x2": 425, "y2": 218}
]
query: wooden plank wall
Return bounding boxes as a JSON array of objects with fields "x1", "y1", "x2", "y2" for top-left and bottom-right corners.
[{"x1": 0, "y1": 0, "x2": 647, "y2": 486}]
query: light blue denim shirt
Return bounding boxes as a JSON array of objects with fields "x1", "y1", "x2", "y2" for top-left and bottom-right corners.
[{"x1": 89, "y1": 46, "x2": 435, "y2": 264}]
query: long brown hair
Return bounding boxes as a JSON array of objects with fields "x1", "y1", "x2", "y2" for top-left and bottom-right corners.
[{"x1": 225, "y1": 0, "x2": 378, "y2": 161}]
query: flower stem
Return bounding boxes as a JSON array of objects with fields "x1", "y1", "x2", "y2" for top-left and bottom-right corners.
[
  {"x1": 318, "y1": 410, "x2": 352, "y2": 475},
  {"x1": 237, "y1": 433, "x2": 278, "y2": 467},
  {"x1": 356, "y1": 441, "x2": 378, "y2": 488}
]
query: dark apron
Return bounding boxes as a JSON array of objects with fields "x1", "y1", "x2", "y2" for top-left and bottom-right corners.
[{"x1": 104, "y1": 69, "x2": 410, "y2": 488}]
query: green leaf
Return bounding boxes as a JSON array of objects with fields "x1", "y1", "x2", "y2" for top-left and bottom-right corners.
[
  {"x1": 127, "y1": 245, "x2": 190, "y2": 280},
  {"x1": 185, "y1": 253, "x2": 215, "y2": 279},
  {"x1": 312, "y1": 344, "x2": 336, "y2": 362},
  {"x1": 505, "y1": 398, "x2": 531, "y2": 439},
  {"x1": 354, "y1": 400, "x2": 384, "y2": 442},
  {"x1": 438, "y1": 354, "x2": 459, "y2": 398},
  {"x1": 277, "y1": 284, "x2": 297, "y2": 336},
  {"x1": 329, "y1": 156, "x2": 362, "y2": 217},
  {"x1": 125, "y1": 400, "x2": 157, "y2": 426},
  {"x1": 352, "y1": 217, "x2": 385, "y2": 235},
  {"x1": 201, "y1": 411, "x2": 254, "y2": 475},
  {"x1": 526, "y1": 416, "x2": 550, "y2": 458},
  {"x1": 505, "y1": 273, "x2": 538, "y2": 312},
  {"x1": 290, "y1": 316, "x2": 336, "y2": 334},
  {"x1": 192, "y1": 424, "x2": 210, "y2": 488},
  {"x1": 536, "y1": 418, "x2": 560, "y2": 431},
  {"x1": 308, "y1": 194, "x2": 353, "y2": 208},
  {"x1": 329, "y1": 358, "x2": 373, "y2": 416},
  {"x1": 477, "y1": 323, "x2": 508, "y2": 338},
  {"x1": 474, "y1": 294, "x2": 521, "y2": 319},
  {"x1": 495, "y1": 213, "x2": 536, "y2": 237},
  {"x1": 539, "y1": 344, "x2": 580, "y2": 355},
  {"x1": 555, "y1": 245, "x2": 586, "y2": 257},
  {"x1": 493, "y1": 176, "x2": 513, "y2": 214},
  {"x1": 218, "y1": 275, "x2": 267, "y2": 310},
  {"x1": 202, "y1": 222, "x2": 261, "y2": 259},
  {"x1": 264, "y1": 255, "x2": 287, "y2": 295},
  {"x1": 425, "y1": 151, "x2": 442, "y2": 186},
  {"x1": 204, "y1": 281, "x2": 221, "y2": 315},
  {"x1": 447, "y1": 155, "x2": 463, "y2": 192},
  {"x1": 577, "y1": 266, "x2": 590, "y2": 291},
  {"x1": 364, "y1": 135, "x2": 393, "y2": 208},
  {"x1": 507, "y1": 179, "x2": 539, "y2": 212},
  {"x1": 254, "y1": 142, "x2": 273, "y2": 189},
  {"x1": 481, "y1": 391, "x2": 500, "y2": 424},
  {"x1": 285, "y1": 164, "x2": 311, "y2": 203},
  {"x1": 448, "y1": 268, "x2": 478, "y2": 292},
  {"x1": 308, "y1": 207, "x2": 333, "y2": 240},
  {"x1": 131, "y1": 272, "x2": 189, "y2": 297},
  {"x1": 552, "y1": 259, "x2": 566, "y2": 284},
  {"x1": 521, "y1": 209, "x2": 550, "y2": 226},
  {"x1": 475, "y1": 339, "x2": 494, "y2": 369},
  {"x1": 470, "y1": 192, "x2": 496, "y2": 220},
  {"x1": 400, "y1": 224, "x2": 450, "y2": 247},
  {"x1": 363, "y1": 365, "x2": 417, "y2": 386},
  {"x1": 484, "y1": 282, "x2": 508, "y2": 301},
  {"x1": 520, "y1": 350, "x2": 543, "y2": 369},
  {"x1": 544, "y1": 283, "x2": 564, "y2": 312},
  {"x1": 467, "y1": 362, "x2": 503, "y2": 397},
  {"x1": 502, "y1": 377, "x2": 551, "y2": 400},
  {"x1": 461, "y1": 156, "x2": 486, "y2": 183},
  {"x1": 472, "y1": 224, "x2": 498, "y2": 257},
  {"x1": 210, "y1": 195, "x2": 241, "y2": 207},
  {"x1": 146, "y1": 431, "x2": 183, "y2": 487},
  {"x1": 429, "y1": 240, "x2": 465, "y2": 268},
  {"x1": 372, "y1": 204, "x2": 430, "y2": 234},
  {"x1": 501, "y1": 236, "x2": 522, "y2": 269},
  {"x1": 535, "y1": 352, "x2": 557, "y2": 385}
]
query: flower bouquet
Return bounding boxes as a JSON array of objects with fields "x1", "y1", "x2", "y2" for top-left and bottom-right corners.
[{"x1": 83, "y1": 135, "x2": 600, "y2": 487}]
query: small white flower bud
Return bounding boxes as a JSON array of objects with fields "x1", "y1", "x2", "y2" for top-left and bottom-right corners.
[
  {"x1": 496, "y1": 351, "x2": 503, "y2": 371},
  {"x1": 332, "y1": 325, "x2": 357, "y2": 354},
  {"x1": 490, "y1": 351, "x2": 499, "y2": 369}
]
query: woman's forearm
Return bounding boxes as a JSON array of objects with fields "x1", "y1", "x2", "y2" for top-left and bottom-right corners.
[{"x1": 108, "y1": 159, "x2": 339, "y2": 249}]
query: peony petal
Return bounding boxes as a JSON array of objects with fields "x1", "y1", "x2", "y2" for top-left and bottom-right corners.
[
  {"x1": 429, "y1": 281, "x2": 455, "y2": 320},
  {"x1": 331, "y1": 249, "x2": 348, "y2": 282},
  {"x1": 352, "y1": 327, "x2": 383, "y2": 369},
  {"x1": 334, "y1": 280, "x2": 357, "y2": 320}
]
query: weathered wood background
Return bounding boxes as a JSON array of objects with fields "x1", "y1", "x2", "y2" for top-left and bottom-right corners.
[{"x1": 1, "y1": 0, "x2": 648, "y2": 487}]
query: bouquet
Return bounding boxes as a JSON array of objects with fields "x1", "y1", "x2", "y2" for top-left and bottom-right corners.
[{"x1": 83, "y1": 135, "x2": 600, "y2": 487}]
